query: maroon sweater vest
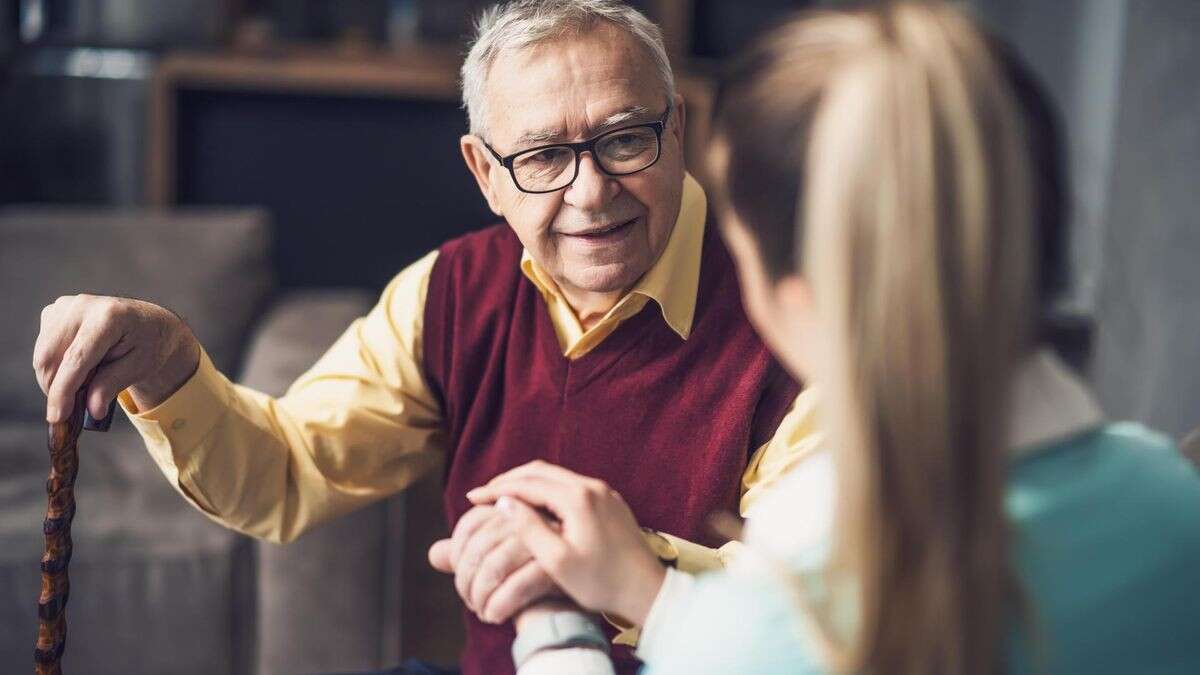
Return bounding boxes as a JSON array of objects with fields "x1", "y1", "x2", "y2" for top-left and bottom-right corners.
[{"x1": 422, "y1": 221, "x2": 799, "y2": 675}]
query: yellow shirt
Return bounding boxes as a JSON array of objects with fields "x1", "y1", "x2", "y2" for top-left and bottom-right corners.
[{"x1": 118, "y1": 174, "x2": 821, "y2": 637}]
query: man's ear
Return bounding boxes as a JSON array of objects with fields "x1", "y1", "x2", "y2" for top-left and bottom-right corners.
[
  {"x1": 461, "y1": 135, "x2": 504, "y2": 215},
  {"x1": 670, "y1": 94, "x2": 686, "y2": 150}
]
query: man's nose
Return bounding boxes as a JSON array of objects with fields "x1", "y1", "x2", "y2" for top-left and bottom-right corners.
[{"x1": 563, "y1": 152, "x2": 618, "y2": 210}]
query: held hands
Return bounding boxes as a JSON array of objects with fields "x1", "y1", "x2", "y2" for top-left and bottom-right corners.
[
  {"x1": 428, "y1": 504, "x2": 562, "y2": 625},
  {"x1": 33, "y1": 294, "x2": 200, "y2": 422},
  {"x1": 467, "y1": 461, "x2": 667, "y2": 627}
]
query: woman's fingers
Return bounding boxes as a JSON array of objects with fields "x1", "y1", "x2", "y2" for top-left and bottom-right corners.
[
  {"x1": 468, "y1": 475, "x2": 595, "y2": 526},
  {"x1": 467, "y1": 475, "x2": 550, "y2": 506},
  {"x1": 479, "y1": 558, "x2": 560, "y2": 625}
]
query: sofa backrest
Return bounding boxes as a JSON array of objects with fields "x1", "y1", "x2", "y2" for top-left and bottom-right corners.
[{"x1": 0, "y1": 206, "x2": 274, "y2": 420}]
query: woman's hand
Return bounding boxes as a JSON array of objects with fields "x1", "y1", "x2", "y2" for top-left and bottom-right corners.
[{"x1": 466, "y1": 461, "x2": 667, "y2": 626}]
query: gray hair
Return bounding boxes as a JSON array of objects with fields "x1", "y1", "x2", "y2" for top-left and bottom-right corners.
[{"x1": 461, "y1": 0, "x2": 676, "y2": 138}]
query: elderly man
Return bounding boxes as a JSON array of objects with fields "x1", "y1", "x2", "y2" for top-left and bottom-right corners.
[{"x1": 32, "y1": 1, "x2": 814, "y2": 674}]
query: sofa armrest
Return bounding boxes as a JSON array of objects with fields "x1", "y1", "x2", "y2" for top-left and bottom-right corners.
[
  {"x1": 237, "y1": 289, "x2": 407, "y2": 674},
  {"x1": 238, "y1": 288, "x2": 374, "y2": 396}
]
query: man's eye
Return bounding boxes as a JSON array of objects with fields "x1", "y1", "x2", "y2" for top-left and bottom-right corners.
[
  {"x1": 602, "y1": 133, "x2": 652, "y2": 159},
  {"x1": 528, "y1": 150, "x2": 559, "y2": 164}
]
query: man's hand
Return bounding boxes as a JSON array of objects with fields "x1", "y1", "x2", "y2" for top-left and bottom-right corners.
[
  {"x1": 428, "y1": 504, "x2": 560, "y2": 624},
  {"x1": 467, "y1": 461, "x2": 666, "y2": 626},
  {"x1": 33, "y1": 294, "x2": 201, "y2": 423}
]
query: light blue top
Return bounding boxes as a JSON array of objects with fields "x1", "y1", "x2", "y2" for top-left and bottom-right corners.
[{"x1": 642, "y1": 423, "x2": 1200, "y2": 674}]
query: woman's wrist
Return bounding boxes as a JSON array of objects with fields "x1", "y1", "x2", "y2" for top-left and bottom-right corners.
[{"x1": 612, "y1": 555, "x2": 667, "y2": 627}]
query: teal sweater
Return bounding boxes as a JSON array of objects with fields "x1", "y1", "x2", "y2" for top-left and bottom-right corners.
[{"x1": 643, "y1": 424, "x2": 1200, "y2": 674}]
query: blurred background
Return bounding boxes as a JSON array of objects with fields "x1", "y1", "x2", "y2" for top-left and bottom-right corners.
[{"x1": 0, "y1": 1, "x2": 1197, "y2": 673}]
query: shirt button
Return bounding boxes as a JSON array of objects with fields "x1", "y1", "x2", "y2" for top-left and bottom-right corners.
[{"x1": 171, "y1": 419, "x2": 187, "y2": 431}]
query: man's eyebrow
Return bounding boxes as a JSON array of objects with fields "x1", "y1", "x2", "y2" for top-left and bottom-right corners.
[
  {"x1": 514, "y1": 127, "x2": 565, "y2": 147},
  {"x1": 596, "y1": 105, "x2": 652, "y2": 131},
  {"x1": 513, "y1": 105, "x2": 654, "y2": 148}
]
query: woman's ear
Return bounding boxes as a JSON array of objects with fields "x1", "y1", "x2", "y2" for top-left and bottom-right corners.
[
  {"x1": 771, "y1": 272, "x2": 819, "y2": 379},
  {"x1": 461, "y1": 135, "x2": 504, "y2": 215},
  {"x1": 773, "y1": 274, "x2": 814, "y2": 316}
]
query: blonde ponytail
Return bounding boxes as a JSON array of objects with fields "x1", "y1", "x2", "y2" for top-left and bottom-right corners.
[{"x1": 714, "y1": 4, "x2": 1038, "y2": 673}]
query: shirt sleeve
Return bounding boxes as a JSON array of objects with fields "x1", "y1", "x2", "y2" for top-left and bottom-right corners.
[
  {"x1": 117, "y1": 250, "x2": 445, "y2": 544},
  {"x1": 609, "y1": 388, "x2": 823, "y2": 645},
  {"x1": 740, "y1": 387, "x2": 824, "y2": 518},
  {"x1": 635, "y1": 567, "x2": 823, "y2": 675},
  {"x1": 635, "y1": 567, "x2": 697, "y2": 664}
]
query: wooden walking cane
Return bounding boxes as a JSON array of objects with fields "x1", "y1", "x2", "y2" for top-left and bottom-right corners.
[{"x1": 35, "y1": 382, "x2": 115, "y2": 675}]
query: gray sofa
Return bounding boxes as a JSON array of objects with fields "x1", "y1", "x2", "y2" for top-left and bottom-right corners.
[{"x1": 0, "y1": 206, "x2": 403, "y2": 674}]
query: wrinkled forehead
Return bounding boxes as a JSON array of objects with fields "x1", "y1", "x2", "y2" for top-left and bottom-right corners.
[{"x1": 482, "y1": 23, "x2": 667, "y2": 149}]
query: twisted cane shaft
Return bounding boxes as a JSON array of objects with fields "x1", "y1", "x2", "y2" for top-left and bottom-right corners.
[{"x1": 35, "y1": 389, "x2": 85, "y2": 675}]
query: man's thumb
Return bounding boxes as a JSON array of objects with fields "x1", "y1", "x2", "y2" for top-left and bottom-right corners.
[{"x1": 428, "y1": 538, "x2": 454, "y2": 573}]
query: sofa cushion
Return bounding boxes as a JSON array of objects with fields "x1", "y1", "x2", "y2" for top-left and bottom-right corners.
[
  {"x1": 0, "y1": 417, "x2": 254, "y2": 674},
  {"x1": 0, "y1": 206, "x2": 274, "y2": 420}
]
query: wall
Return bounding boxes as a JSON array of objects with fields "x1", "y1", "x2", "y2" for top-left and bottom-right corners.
[{"x1": 1091, "y1": 0, "x2": 1200, "y2": 437}]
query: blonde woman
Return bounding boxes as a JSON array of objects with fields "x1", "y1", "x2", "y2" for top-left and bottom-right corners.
[{"x1": 472, "y1": 3, "x2": 1200, "y2": 673}]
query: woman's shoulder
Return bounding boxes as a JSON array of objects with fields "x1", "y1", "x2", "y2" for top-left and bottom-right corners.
[
  {"x1": 1009, "y1": 421, "x2": 1200, "y2": 519},
  {"x1": 1009, "y1": 421, "x2": 1200, "y2": 549},
  {"x1": 1007, "y1": 423, "x2": 1200, "y2": 673}
]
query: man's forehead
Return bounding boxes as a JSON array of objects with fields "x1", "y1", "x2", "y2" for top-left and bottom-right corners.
[
  {"x1": 510, "y1": 104, "x2": 657, "y2": 146},
  {"x1": 482, "y1": 26, "x2": 663, "y2": 145}
]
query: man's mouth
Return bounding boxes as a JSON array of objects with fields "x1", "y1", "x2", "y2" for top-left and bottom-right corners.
[{"x1": 563, "y1": 217, "x2": 638, "y2": 242}]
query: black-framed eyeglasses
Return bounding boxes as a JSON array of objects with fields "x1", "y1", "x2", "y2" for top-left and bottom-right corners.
[{"x1": 483, "y1": 107, "x2": 671, "y2": 194}]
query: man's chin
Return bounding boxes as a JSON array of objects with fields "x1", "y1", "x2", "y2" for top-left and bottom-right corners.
[{"x1": 562, "y1": 262, "x2": 645, "y2": 296}]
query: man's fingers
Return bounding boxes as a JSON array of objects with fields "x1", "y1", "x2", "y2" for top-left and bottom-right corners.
[
  {"x1": 428, "y1": 538, "x2": 454, "y2": 573},
  {"x1": 454, "y1": 517, "x2": 510, "y2": 611},
  {"x1": 468, "y1": 536, "x2": 533, "y2": 620},
  {"x1": 32, "y1": 302, "x2": 81, "y2": 396},
  {"x1": 480, "y1": 559, "x2": 559, "y2": 625},
  {"x1": 85, "y1": 352, "x2": 141, "y2": 420},
  {"x1": 496, "y1": 497, "x2": 572, "y2": 581},
  {"x1": 45, "y1": 318, "x2": 121, "y2": 422},
  {"x1": 449, "y1": 505, "x2": 496, "y2": 569}
]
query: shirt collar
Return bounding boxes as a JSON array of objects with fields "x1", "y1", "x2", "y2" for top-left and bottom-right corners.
[{"x1": 519, "y1": 172, "x2": 708, "y2": 340}]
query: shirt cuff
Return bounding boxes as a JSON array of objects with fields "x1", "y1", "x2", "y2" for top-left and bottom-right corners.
[
  {"x1": 517, "y1": 647, "x2": 614, "y2": 675},
  {"x1": 635, "y1": 567, "x2": 697, "y2": 663},
  {"x1": 657, "y1": 531, "x2": 727, "y2": 574},
  {"x1": 604, "y1": 529, "x2": 726, "y2": 646},
  {"x1": 117, "y1": 348, "x2": 231, "y2": 512}
]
